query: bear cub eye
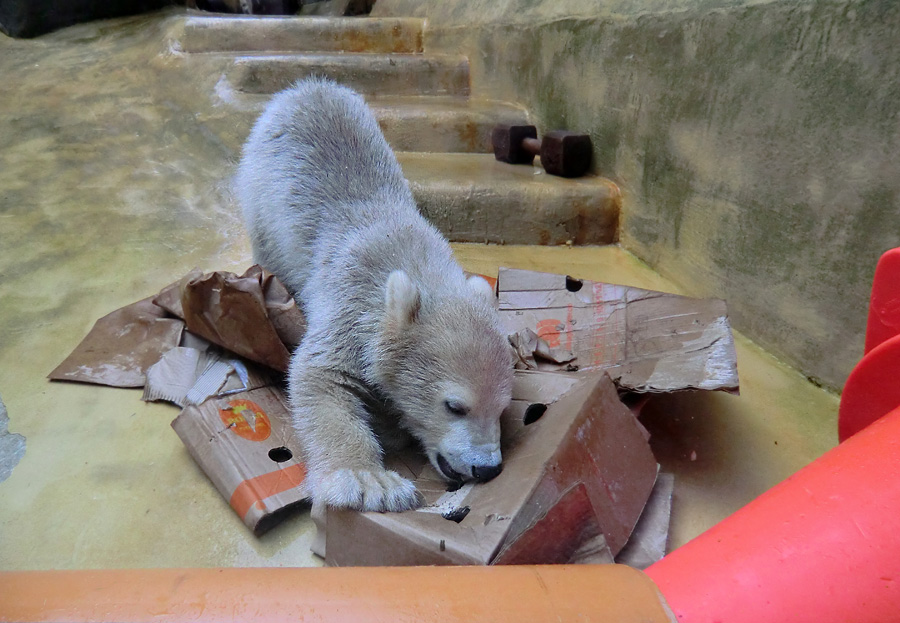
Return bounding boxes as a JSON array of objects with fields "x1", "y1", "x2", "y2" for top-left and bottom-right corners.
[{"x1": 444, "y1": 399, "x2": 469, "y2": 417}]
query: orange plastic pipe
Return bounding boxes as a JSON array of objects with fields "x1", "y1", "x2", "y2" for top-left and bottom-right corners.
[
  {"x1": 647, "y1": 405, "x2": 900, "y2": 623},
  {"x1": 0, "y1": 565, "x2": 674, "y2": 623}
]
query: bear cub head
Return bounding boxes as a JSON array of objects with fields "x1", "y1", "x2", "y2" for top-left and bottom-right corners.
[{"x1": 376, "y1": 270, "x2": 514, "y2": 486}]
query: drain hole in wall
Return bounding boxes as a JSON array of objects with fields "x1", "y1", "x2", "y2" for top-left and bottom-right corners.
[
  {"x1": 268, "y1": 447, "x2": 293, "y2": 463},
  {"x1": 565, "y1": 276, "x2": 583, "y2": 292},
  {"x1": 524, "y1": 403, "x2": 548, "y2": 425}
]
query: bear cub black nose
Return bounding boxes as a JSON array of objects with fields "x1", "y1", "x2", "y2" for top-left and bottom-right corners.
[{"x1": 471, "y1": 464, "x2": 503, "y2": 483}]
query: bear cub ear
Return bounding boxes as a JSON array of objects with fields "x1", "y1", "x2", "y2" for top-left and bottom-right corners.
[
  {"x1": 385, "y1": 270, "x2": 420, "y2": 325},
  {"x1": 467, "y1": 275, "x2": 496, "y2": 301}
]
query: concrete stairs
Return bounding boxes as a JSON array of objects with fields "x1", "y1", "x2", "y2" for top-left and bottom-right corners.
[{"x1": 171, "y1": 13, "x2": 619, "y2": 245}]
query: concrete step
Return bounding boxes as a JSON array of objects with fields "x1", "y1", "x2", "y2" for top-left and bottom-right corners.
[
  {"x1": 226, "y1": 53, "x2": 470, "y2": 95},
  {"x1": 370, "y1": 96, "x2": 529, "y2": 153},
  {"x1": 175, "y1": 15, "x2": 424, "y2": 54},
  {"x1": 216, "y1": 89, "x2": 529, "y2": 153},
  {"x1": 397, "y1": 153, "x2": 620, "y2": 245}
]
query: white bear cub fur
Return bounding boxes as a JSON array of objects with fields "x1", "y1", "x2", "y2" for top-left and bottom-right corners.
[{"x1": 237, "y1": 78, "x2": 514, "y2": 512}]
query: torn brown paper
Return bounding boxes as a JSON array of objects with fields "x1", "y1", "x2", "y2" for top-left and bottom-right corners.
[
  {"x1": 153, "y1": 268, "x2": 204, "y2": 319},
  {"x1": 48, "y1": 297, "x2": 184, "y2": 387},
  {"x1": 179, "y1": 266, "x2": 305, "y2": 372}
]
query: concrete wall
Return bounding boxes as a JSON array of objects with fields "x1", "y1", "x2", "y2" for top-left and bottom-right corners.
[{"x1": 374, "y1": 0, "x2": 900, "y2": 391}]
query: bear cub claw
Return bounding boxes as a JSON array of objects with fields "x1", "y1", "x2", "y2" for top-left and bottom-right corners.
[{"x1": 316, "y1": 468, "x2": 422, "y2": 512}]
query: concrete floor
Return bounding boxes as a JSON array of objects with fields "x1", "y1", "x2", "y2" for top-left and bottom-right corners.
[{"x1": 0, "y1": 10, "x2": 838, "y2": 570}]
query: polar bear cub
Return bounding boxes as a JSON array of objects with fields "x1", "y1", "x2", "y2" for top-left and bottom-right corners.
[{"x1": 237, "y1": 78, "x2": 514, "y2": 512}]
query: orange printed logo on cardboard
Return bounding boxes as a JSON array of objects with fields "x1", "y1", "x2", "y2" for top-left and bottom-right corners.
[
  {"x1": 536, "y1": 318, "x2": 563, "y2": 348},
  {"x1": 219, "y1": 399, "x2": 272, "y2": 442}
]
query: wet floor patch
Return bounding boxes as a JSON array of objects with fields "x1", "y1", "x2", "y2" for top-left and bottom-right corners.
[{"x1": 0, "y1": 395, "x2": 26, "y2": 483}]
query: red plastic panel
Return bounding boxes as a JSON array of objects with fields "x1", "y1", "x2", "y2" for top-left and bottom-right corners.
[{"x1": 648, "y1": 405, "x2": 900, "y2": 623}]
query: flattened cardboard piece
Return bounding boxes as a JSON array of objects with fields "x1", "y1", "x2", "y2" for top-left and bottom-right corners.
[
  {"x1": 323, "y1": 370, "x2": 658, "y2": 566},
  {"x1": 48, "y1": 297, "x2": 184, "y2": 388},
  {"x1": 615, "y1": 473, "x2": 675, "y2": 570},
  {"x1": 497, "y1": 268, "x2": 739, "y2": 393},
  {"x1": 171, "y1": 385, "x2": 308, "y2": 533},
  {"x1": 180, "y1": 268, "x2": 298, "y2": 372}
]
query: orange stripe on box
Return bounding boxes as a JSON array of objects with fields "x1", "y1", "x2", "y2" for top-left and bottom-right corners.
[{"x1": 230, "y1": 463, "x2": 306, "y2": 520}]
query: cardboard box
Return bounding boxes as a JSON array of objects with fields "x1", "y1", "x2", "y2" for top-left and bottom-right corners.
[
  {"x1": 319, "y1": 370, "x2": 658, "y2": 566},
  {"x1": 49, "y1": 266, "x2": 734, "y2": 549},
  {"x1": 172, "y1": 385, "x2": 308, "y2": 533},
  {"x1": 498, "y1": 268, "x2": 739, "y2": 393}
]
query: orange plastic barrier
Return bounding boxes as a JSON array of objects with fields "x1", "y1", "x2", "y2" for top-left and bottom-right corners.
[
  {"x1": 0, "y1": 565, "x2": 675, "y2": 623},
  {"x1": 647, "y1": 404, "x2": 900, "y2": 623}
]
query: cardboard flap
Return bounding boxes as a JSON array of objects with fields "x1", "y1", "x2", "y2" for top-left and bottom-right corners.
[
  {"x1": 171, "y1": 385, "x2": 308, "y2": 533},
  {"x1": 497, "y1": 268, "x2": 739, "y2": 393},
  {"x1": 616, "y1": 473, "x2": 675, "y2": 569},
  {"x1": 492, "y1": 484, "x2": 609, "y2": 565},
  {"x1": 502, "y1": 373, "x2": 659, "y2": 555}
]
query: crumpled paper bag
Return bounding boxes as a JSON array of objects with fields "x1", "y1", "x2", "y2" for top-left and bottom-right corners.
[{"x1": 159, "y1": 265, "x2": 306, "y2": 372}]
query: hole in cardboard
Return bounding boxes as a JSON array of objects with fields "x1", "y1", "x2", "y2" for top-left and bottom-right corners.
[
  {"x1": 523, "y1": 403, "x2": 548, "y2": 425},
  {"x1": 565, "y1": 276, "x2": 583, "y2": 292},
  {"x1": 442, "y1": 506, "x2": 470, "y2": 523},
  {"x1": 268, "y1": 446, "x2": 293, "y2": 463}
]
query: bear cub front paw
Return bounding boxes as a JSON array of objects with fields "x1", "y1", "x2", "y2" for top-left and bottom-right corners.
[{"x1": 315, "y1": 468, "x2": 421, "y2": 512}]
